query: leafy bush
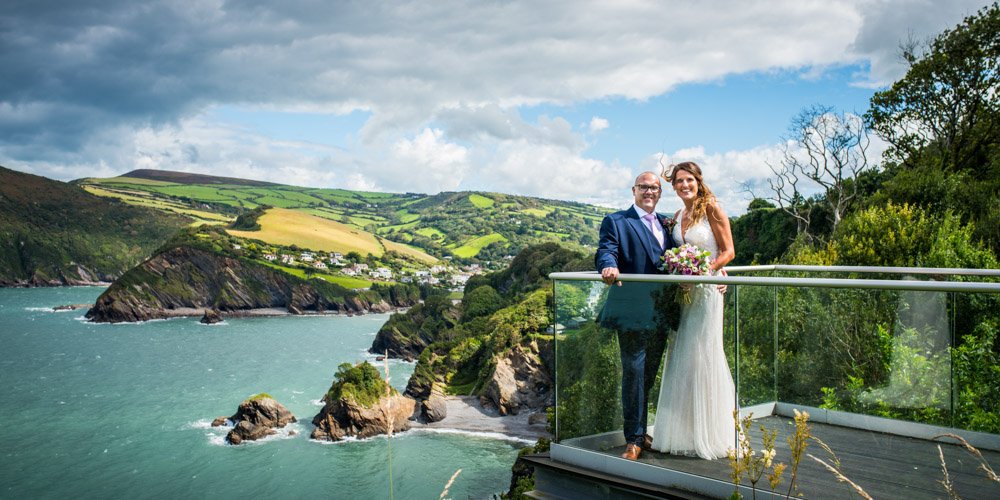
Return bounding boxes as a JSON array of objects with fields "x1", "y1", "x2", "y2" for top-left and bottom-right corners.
[{"x1": 325, "y1": 362, "x2": 391, "y2": 408}]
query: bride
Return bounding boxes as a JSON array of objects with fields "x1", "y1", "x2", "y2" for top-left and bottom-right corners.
[{"x1": 650, "y1": 161, "x2": 737, "y2": 460}]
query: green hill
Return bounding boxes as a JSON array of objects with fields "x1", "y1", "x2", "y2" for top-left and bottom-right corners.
[
  {"x1": 77, "y1": 172, "x2": 609, "y2": 266},
  {"x1": 0, "y1": 166, "x2": 190, "y2": 285}
]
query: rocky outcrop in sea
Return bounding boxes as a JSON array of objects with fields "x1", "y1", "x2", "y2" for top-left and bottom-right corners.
[
  {"x1": 85, "y1": 246, "x2": 417, "y2": 323},
  {"x1": 212, "y1": 394, "x2": 297, "y2": 445},
  {"x1": 310, "y1": 393, "x2": 416, "y2": 441}
]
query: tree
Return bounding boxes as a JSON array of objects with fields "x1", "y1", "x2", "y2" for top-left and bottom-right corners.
[
  {"x1": 866, "y1": 3, "x2": 1000, "y2": 173},
  {"x1": 765, "y1": 105, "x2": 874, "y2": 241}
]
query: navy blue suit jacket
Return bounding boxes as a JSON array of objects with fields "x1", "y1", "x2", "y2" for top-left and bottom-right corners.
[{"x1": 595, "y1": 207, "x2": 679, "y2": 331}]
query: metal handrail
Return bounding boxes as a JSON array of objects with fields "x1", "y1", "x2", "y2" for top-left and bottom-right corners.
[
  {"x1": 548, "y1": 271, "x2": 1000, "y2": 293},
  {"x1": 724, "y1": 264, "x2": 1000, "y2": 276}
]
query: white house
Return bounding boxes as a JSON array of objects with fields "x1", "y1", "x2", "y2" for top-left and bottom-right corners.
[{"x1": 263, "y1": 254, "x2": 277, "y2": 261}]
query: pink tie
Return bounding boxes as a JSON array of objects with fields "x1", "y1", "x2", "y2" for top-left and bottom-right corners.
[{"x1": 643, "y1": 213, "x2": 664, "y2": 248}]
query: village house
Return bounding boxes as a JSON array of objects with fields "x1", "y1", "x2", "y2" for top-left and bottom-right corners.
[
  {"x1": 369, "y1": 267, "x2": 392, "y2": 280},
  {"x1": 280, "y1": 254, "x2": 295, "y2": 265},
  {"x1": 313, "y1": 261, "x2": 328, "y2": 270},
  {"x1": 263, "y1": 254, "x2": 277, "y2": 261},
  {"x1": 300, "y1": 252, "x2": 314, "y2": 262}
]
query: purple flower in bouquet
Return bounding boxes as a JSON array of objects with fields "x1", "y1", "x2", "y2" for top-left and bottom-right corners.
[{"x1": 659, "y1": 243, "x2": 713, "y2": 303}]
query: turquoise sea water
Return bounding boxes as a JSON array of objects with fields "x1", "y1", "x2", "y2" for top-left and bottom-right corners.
[{"x1": 0, "y1": 287, "x2": 523, "y2": 499}]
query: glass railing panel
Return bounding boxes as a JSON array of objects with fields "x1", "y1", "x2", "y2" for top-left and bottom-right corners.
[
  {"x1": 553, "y1": 278, "x2": 623, "y2": 444},
  {"x1": 773, "y1": 286, "x2": 955, "y2": 426},
  {"x1": 950, "y1": 289, "x2": 1000, "y2": 434},
  {"x1": 552, "y1": 272, "x2": 1000, "y2": 483},
  {"x1": 731, "y1": 284, "x2": 776, "y2": 407},
  {"x1": 554, "y1": 280, "x2": 683, "y2": 444}
]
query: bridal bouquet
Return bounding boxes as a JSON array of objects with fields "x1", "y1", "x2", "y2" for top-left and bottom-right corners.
[{"x1": 659, "y1": 243, "x2": 713, "y2": 304}]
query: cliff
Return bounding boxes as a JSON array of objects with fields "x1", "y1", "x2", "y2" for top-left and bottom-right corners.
[
  {"x1": 369, "y1": 295, "x2": 461, "y2": 361},
  {"x1": 85, "y1": 243, "x2": 418, "y2": 323},
  {"x1": 387, "y1": 243, "x2": 587, "y2": 420},
  {"x1": 0, "y1": 166, "x2": 188, "y2": 286}
]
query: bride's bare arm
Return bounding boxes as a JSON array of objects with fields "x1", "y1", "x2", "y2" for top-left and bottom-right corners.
[{"x1": 707, "y1": 202, "x2": 734, "y2": 273}]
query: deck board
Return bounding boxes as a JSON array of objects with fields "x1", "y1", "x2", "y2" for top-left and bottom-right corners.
[{"x1": 591, "y1": 416, "x2": 1000, "y2": 498}]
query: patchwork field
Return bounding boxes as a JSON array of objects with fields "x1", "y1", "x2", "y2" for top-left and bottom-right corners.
[
  {"x1": 452, "y1": 233, "x2": 508, "y2": 258},
  {"x1": 228, "y1": 208, "x2": 385, "y2": 255},
  {"x1": 78, "y1": 169, "x2": 605, "y2": 266},
  {"x1": 469, "y1": 194, "x2": 495, "y2": 208}
]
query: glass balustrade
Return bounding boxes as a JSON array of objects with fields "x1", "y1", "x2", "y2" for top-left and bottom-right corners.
[{"x1": 550, "y1": 267, "x2": 1000, "y2": 489}]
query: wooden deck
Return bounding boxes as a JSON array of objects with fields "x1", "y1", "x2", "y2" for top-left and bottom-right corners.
[{"x1": 548, "y1": 415, "x2": 1000, "y2": 498}]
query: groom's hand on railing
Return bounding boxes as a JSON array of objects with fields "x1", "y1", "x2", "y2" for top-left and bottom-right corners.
[{"x1": 601, "y1": 267, "x2": 622, "y2": 286}]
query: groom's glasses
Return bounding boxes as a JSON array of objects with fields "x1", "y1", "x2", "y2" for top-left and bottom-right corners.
[{"x1": 634, "y1": 184, "x2": 661, "y2": 192}]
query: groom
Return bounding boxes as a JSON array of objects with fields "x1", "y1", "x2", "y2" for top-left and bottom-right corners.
[{"x1": 595, "y1": 171, "x2": 680, "y2": 461}]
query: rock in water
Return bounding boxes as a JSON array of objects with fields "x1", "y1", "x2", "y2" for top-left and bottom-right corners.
[
  {"x1": 310, "y1": 394, "x2": 416, "y2": 441},
  {"x1": 481, "y1": 341, "x2": 553, "y2": 416},
  {"x1": 200, "y1": 308, "x2": 223, "y2": 324},
  {"x1": 221, "y1": 394, "x2": 296, "y2": 445},
  {"x1": 422, "y1": 384, "x2": 448, "y2": 423}
]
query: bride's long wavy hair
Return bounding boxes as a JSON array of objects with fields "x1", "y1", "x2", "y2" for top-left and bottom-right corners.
[{"x1": 664, "y1": 161, "x2": 717, "y2": 225}]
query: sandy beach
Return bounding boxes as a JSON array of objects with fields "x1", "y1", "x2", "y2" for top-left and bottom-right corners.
[{"x1": 409, "y1": 396, "x2": 550, "y2": 443}]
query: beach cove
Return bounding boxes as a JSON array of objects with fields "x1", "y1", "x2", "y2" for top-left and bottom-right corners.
[{"x1": 0, "y1": 287, "x2": 534, "y2": 498}]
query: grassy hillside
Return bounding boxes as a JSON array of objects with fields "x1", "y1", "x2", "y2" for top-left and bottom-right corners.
[
  {"x1": 77, "y1": 170, "x2": 609, "y2": 267},
  {"x1": 228, "y1": 208, "x2": 386, "y2": 255},
  {"x1": 0, "y1": 166, "x2": 190, "y2": 285}
]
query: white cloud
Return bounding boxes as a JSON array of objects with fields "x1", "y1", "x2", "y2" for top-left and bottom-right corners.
[
  {"x1": 589, "y1": 117, "x2": 609, "y2": 133},
  {"x1": 849, "y1": 0, "x2": 992, "y2": 86},
  {"x1": 0, "y1": 0, "x2": 987, "y2": 209},
  {"x1": 385, "y1": 128, "x2": 470, "y2": 193}
]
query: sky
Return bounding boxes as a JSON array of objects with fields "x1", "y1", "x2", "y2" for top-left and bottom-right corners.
[{"x1": 0, "y1": 0, "x2": 993, "y2": 214}]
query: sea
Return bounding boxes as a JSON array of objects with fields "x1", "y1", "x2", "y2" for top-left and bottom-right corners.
[{"x1": 0, "y1": 287, "x2": 526, "y2": 499}]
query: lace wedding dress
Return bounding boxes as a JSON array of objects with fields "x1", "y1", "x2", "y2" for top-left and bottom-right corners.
[{"x1": 650, "y1": 208, "x2": 736, "y2": 459}]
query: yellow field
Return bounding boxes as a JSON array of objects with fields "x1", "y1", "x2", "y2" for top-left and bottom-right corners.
[
  {"x1": 380, "y1": 237, "x2": 439, "y2": 264},
  {"x1": 228, "y1": 208, "x2": 386, "y2": 255}
]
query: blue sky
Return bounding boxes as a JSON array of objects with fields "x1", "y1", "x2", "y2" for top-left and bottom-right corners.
[{"x1": 0, "y1": 0, "x2": 992, "y2": 213}]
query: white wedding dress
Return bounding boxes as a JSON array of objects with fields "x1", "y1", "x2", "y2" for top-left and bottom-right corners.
[{"x1": 650, "y1": 208, "x2": 736, "y2": 459}]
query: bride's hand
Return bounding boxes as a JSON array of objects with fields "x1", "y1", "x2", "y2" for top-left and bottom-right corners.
[{"x1": 716, "y1": 269, "x2": 728, "y2": 294}]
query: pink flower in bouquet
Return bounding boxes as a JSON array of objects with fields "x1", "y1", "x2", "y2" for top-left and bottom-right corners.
[{"x1": 659, "y1": 243, "x2": 713, "y2": 303}]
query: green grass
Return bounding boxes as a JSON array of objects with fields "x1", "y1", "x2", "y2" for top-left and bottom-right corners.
[
  {"x1": 520, "y1": 207, "x2": 553, "y2": 217},
  {"x1": 469, "y1": 194, "x2": 494, "y2": 208},
  {"x1": 379, "y1": 221, "x2": 420, "y2": 233},
  {"x1": 248, "y1": 392, "x2": 273, "y2": 401},
  {"x1": 395, "y1": 210, "x2": 420, "y2": 223},
  {"x1": 348, "y1": 215, "x2": 386, "y2": 227},
  {"x1": 252, "y1": 195, "x2": 306, "y2": 208},
  {"x1": 414, "y1": 227, "x2": 444, "y2": 238},
  {"x1": 92, "y1": 176, "x2": 179, "y2": 186},
  {"x1": 261, "y1": 262, "x2": 375, "y2": 288},
  {"x1": 452, "y1": 233, "x2": 508, "y2": 258}
]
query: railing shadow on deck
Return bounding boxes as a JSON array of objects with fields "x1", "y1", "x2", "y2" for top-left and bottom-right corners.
[{"x1": 546, "y1": 265, "x2": 1000, "y2": 499}]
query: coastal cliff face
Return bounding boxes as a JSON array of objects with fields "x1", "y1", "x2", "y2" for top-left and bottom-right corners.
[
  {"x1": 85, "y1": 246, "x2": 414, "y2": 323},
  {"x1": 481, "y1": 340, "x2": 553, "y2": 416},
  {"x1": 0, "y1": 166, "x2": 188, "y2": 287},
  {"x1": 369, "y1": 296, "x2": 460, "y2": 361}
]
